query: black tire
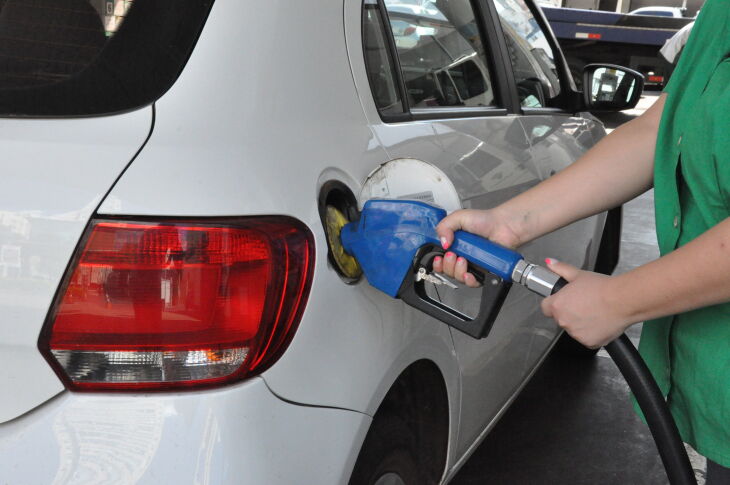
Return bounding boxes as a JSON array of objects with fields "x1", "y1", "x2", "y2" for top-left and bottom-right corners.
[{"x1": 349, "y1": 414, "x2": 423, "y2": 485}]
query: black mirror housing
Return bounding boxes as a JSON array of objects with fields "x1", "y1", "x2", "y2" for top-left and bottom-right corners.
[{"x1": 582, "y1": 64, "x2": 645, "y2": 112}]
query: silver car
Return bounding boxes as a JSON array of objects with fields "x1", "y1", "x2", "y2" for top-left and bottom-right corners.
[{"x1": 0, "y1": 0, "x2": 638, "y2": 483}]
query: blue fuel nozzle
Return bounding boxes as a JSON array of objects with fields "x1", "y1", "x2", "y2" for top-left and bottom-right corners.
[
  {"x1": 340, "y1": 199, "x2": 522, "y2": 294},
  {"x1": 340, "y1": 199, "x2": 564, "y2": 338}
]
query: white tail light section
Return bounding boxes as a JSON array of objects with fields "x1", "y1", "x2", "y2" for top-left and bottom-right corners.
[{"x1": 39, "y1": 218, "x2": 314, "y2": 391}]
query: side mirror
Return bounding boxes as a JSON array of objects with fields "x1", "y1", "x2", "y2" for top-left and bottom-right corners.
[{"x1": 582, "y1": 64, "x2": 644, "y2": 112}]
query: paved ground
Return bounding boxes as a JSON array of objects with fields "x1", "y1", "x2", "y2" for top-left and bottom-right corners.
[{"x1": 452, "y1": 92, "x2": 708, "y2": 484}]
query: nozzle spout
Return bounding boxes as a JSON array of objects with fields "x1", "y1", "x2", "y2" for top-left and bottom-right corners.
[{"x1": 511, "y1": 260, "x2": 562, "y2": 297}]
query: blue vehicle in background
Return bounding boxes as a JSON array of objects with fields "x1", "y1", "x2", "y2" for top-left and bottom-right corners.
[{"x1": 540, "y1": 6, "x2": 694, "y2": 87}]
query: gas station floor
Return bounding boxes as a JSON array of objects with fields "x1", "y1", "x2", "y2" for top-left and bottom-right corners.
[{"x1": 452, "y1": 92, "x2": 708, "y2": 485}]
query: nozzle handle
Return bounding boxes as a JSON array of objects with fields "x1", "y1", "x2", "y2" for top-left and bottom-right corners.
[
  {"x1": 396, "y1": 231, "x2": 523, "y2": 339},
  {"x1": 398, "y1": 244, "x2": 512, "y2": 339},
  {"x1": 449, "y1": 230, "x2": 524, "y2": 282}
]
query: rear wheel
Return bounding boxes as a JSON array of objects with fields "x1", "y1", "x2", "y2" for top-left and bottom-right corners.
[
  {"x1": 350, "y1": 415, "x2": 422, "y2": 485},
  {"x1": 350, "y1": 362, "x2": 448, "y2": 485}
]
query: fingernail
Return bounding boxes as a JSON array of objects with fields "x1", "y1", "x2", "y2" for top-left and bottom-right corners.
[
  {"x1": 434, "y1": 256, "x2": 442, "y2": 263},
  {"x1": 545, "y1": 258, "x2": 557, "y2": 265},
  {"x1": 440, "y1": 237, "x2": 450, "y2": 249},
  {"x1": 457, "y1": 257, "x2": 465, "y2": 265},
  {"x1": 445, "y1": 252, "x2": 455, "y2": 259}
]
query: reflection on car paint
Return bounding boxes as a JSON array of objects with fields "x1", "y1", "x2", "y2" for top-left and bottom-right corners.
[{"x1": 52, "y1": 400, "x2": 166, "y2": 484}]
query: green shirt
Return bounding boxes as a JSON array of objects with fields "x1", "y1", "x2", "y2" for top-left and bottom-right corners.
[{"x1": 640, "y1": 0, "x2": 730, "y2": 466}]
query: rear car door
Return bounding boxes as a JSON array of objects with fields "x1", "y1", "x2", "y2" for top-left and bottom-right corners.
[
  {"x1": 353, "y1": 0, "x2": 605, "y2": 461},
  {"x1": 447, "y1": 0, "x2": 607, "y2": 459}
]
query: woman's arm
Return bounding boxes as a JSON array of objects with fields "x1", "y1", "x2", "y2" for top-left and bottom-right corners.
[
  {"x1": 438, "y1": 94, "x2": 667, "y2": 248},
  {"x1": 499, "y1": 93, "x2": 666, "y2": 242},
  {"x1": 543, "y1": 216, "x2": 730, "y2": 348},
  {"x1": 435, "y1": 94, "x2": 667, "y2": 286}
]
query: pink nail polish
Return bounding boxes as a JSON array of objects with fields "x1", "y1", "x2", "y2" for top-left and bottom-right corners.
[
  {"x1": 545, "y1": 258, "x2": 554, "y2": 265},
  {"x1": 434, "y1": 256, "x2": 442, "y2": 263},
  {"x1": 440, "y1": 237, "x2": 450, "y2": 249},
  {"x1": 457, "y1": 257, "x2": 465, "y2": 264}
]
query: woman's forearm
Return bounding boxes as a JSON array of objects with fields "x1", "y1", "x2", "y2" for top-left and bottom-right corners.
[
  {"x1": 540, "y1": 217, "x2": 730, "y2": 349},
  {"x1": 613, "y1": 216, "x2": 730, "y2": 324},
  {"x1": 500, "y1": 94, "x2": 667, "y2": 244}
]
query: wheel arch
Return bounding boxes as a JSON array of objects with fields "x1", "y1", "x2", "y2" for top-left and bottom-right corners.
[{"x1": 350, "y1": 359, "x2": 450, "y2": 484}]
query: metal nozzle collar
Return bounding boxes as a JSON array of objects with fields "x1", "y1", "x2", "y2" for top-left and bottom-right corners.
[{"x1": 511, "y1": 259, "x2": 560, "y2": 297}]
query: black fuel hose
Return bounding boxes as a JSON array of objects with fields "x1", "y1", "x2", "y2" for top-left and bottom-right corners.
[{"x1": 551, "y1": 278, "x2": 696, "y2": 485}]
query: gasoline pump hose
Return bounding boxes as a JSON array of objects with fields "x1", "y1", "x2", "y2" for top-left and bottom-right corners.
[{"x1": 551, "y1": 279, "x2": 696, "y2": 485}]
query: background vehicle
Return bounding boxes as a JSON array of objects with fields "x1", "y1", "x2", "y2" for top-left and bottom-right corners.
[
  {"x1": 0, "y1": 0, "x2": 636, "y2": 483},
  {"x1": 542, "y1": 5, "x2": 693, "y2": 87},
  {"x1": 629, "y1": 6, "x2": 686, "y2": 16}
]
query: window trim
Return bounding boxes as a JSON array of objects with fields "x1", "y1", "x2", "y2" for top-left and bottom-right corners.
[
  {"x1": 526, "y1": 0, "x2": 584, "y2": 112},
  {"x1": 521, "y1": 107, "x2": 569, "y2": 116},
  {"x1": 375, "y1": 0, "x2": 412, "y2": 115},
  {"x1": 368, "y1": 0, "x2": 514, "y2": 123},
  {"x1": 471, "y1": 0, "x2": 520, "y2": 114},
  {"x1": 362, "y1": 0, "x2": 410, "y2": 121},
  {"x1": 411, "y1": 107, "x2": 508, "y2": 120},
  {"x1": 484, "y1": 0, "x2": 582, "y2": 115}
]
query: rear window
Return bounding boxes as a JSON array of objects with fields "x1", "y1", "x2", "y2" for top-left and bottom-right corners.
[{"x1": 0, "y1": 0, "x2": 213, "y2": 116}]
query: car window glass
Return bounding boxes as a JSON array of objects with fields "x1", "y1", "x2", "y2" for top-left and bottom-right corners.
[
  {"x1": 363, "y1": 1, "x2": 406, "y2": 116},
  {"x1": 383, "y1": 0, "x2": 496, "y2": 109},
  {"x1": 0, "y1": 0, "x2": 115, "y2": 90},
  {"x1": 0, "y1": 0, "x2": 213, "y2": 116},
  {"x1": 492, "y1": 0, "x2": 560, "y2": 108},
  {"x1": 635, "y1": 10, "x2": 673, "y2": 16}
]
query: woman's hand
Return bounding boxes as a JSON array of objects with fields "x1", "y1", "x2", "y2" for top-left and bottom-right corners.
[
  {"x1": 541, "y1": 259, "x2": 633, "y2": 348},
  {"x1": 432, "y1": 209, "x2": 523, "y2": 287}
]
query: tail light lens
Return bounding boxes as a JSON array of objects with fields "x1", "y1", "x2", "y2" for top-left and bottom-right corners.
[{"x1": 39, "y1": 218, "x2": 314, "y2": 391}]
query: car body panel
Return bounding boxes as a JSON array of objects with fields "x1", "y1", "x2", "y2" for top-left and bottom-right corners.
[
  {"x1": 97, "y1": 0, "x2": 461, "y2": 427},
  {"x1": 0, "y1": 377, "x2": 369, "y2": 484},
  {"x1": 0, "y1": 108, "x2": 152, "y2": 424},
  {"x1": 97, "y1": 0, "x2": 380, "y2": 219}
]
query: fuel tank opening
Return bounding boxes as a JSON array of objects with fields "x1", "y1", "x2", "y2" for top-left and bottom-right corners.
[
  {"x1": 325, "y1": 205, "x2": 362, "y2": 280},
  {"x1": 318, "y1": 181, "x2": 362, "y2": 282}
]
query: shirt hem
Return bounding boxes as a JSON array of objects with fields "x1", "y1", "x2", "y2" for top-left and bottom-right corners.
[{"x1": 633, "y1": 400, "x2": 730, "y2": 468}]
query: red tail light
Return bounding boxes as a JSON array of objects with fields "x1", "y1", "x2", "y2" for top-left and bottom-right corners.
[{"x1": 39, "y1": 218, "x2": 314, "y2": 391}]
